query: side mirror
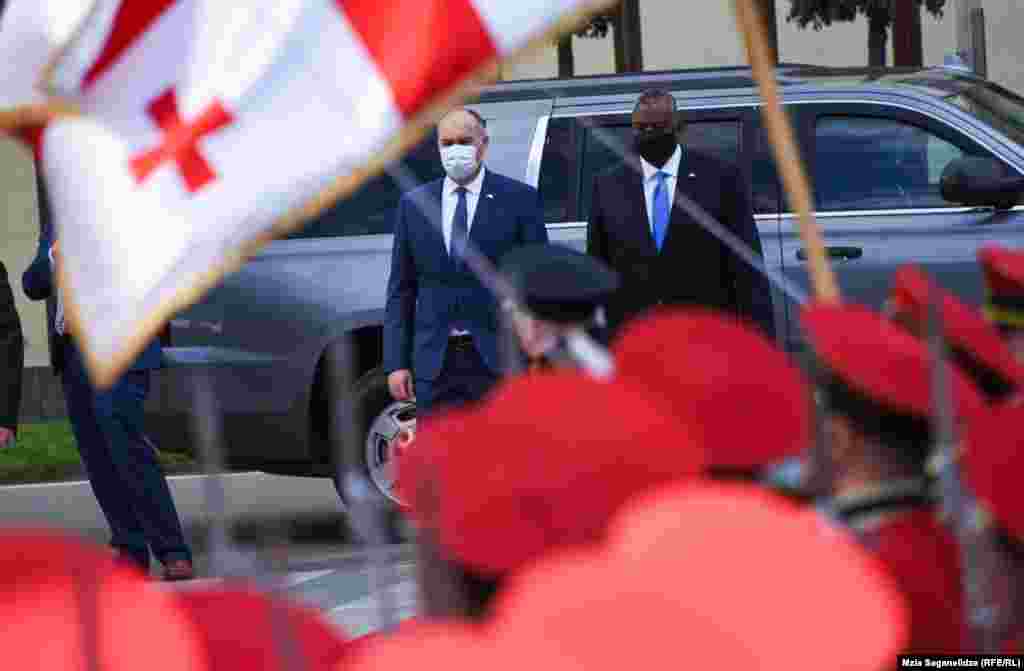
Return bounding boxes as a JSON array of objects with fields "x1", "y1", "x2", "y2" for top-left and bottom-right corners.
[{"x1": 940, "y1": 156, "x2": 1024, "y2": 210}]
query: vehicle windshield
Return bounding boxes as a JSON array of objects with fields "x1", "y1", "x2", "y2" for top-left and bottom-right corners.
[{"x1": 941, "y1": 77, "x2": 1024, "y2": 148}]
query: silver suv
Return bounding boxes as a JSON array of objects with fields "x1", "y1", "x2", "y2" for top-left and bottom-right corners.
[{"x1": 144, "y1": 63, "x2": 1024, "y2": 504}]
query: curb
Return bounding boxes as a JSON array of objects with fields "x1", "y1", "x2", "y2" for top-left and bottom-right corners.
[{"x1": 62, "y1": 511, "x2": 358, "y2": 552}]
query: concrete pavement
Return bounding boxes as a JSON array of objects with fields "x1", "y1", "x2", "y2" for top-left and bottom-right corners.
[
  {"x1": 0, "y1": 471, "x2": 352, "y2": 549},
  {"x1": 0, "y1": 471, "x2": 422, "y2": 637},
  {"x1": 167, "y1": 551, "x2": 420, "y2": 638}
]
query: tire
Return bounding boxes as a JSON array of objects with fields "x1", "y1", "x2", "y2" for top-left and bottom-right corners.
[{"x1": 328, "y1": 366, "x2": 416, "y2": 543}]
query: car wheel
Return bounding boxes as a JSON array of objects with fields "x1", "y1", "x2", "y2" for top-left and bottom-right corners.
[
  {"x1": 357, "y1": 369, "x2": 416, "y2": 507},
  {"x1": 328, "y1": 367, "x2": 416, "y2": 542}
]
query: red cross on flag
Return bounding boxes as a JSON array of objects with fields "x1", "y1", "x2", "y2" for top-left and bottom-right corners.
[{"x1": 1, "y1": 0, "x2": 612, "y2": 387}]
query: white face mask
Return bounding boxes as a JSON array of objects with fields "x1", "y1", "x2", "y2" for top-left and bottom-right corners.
[{"x1": 440, "y1": 143, "x2": 479, "y2": 182}]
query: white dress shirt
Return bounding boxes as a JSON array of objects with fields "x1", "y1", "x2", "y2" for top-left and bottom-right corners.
[
  {"x1": 441, "y1": 166, "x2": 486, "y2": 336},
  {"x1": 441, "y1": 166, "x2": 486, "y2": 254},
  {"x1": 640, "y1": 145, "x2": 683, "y2": 237}
]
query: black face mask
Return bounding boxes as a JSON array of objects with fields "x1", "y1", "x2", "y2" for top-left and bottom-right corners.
[{"x1": 634, "y1": 129, "x2": 677, "y2": 167}]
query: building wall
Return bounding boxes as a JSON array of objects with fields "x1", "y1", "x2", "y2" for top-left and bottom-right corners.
[
  {"x1": 982, "y1": 1, "x2": 1024, "y2": 96},
  {"x1": 0, "y1": 138, "x2": 45, "y2": 367},
  {"x1": 502, "y1": 1, "x2": 1020, "y2": 95}
]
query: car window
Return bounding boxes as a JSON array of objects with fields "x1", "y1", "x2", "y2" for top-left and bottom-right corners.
[
  {"x1": 813, "y1": 116, "x2": 984, "y2": 211},
  {"x1": 287, "y1": 131, "x2": 445, "y2": 238},
  {"x1": 751, "y1": 120, "x2": 780, "y2": 215},
  {"x1": 577, "y1": 120, "x2": 743, "y2": 222},
  {"x1": 942, "y1": 79, "x2": 1024, "y2": 151},
  {"x1": 685, "y1": 121, "x2": 741, "y2": 167},
  {"x1": 537, "y1": 117, "x2": 577, "y2": 223},
  {"x1": 579, "y1": 125, "x2": 631, "y2": 222}
]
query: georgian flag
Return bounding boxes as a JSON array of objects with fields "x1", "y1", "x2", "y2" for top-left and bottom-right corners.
[
  {"x1": 2, "y1": 0, "x2": 611, "y2": 387},
  {"x1": 0, "y1": 0, "x2": 94, "y2": 156}
]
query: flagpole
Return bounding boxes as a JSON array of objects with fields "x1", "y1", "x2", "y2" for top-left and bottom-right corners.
[
  {"x1": 926, "y1": 289, "x2": 1001, "y2": 652},
  {"x1": 733, "y1": 0, "x2": 840, "y2": 304},
  {"x1": 730, "y1": 0, "x2": 841, "y2": 503},
  {"x1": 72, "y1": 565, "x2": 101, "y2": 671},
  {"x1": 188, "y1": 370, "x2": 261, "y2": 580},
  {"x1": 323, "y1": 339, "x2": 400, "y2": 634}
]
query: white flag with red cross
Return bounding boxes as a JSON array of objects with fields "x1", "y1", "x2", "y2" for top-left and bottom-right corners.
[
  {"x1": 1, "y1": 0, "x2": 611, "y2": 387},
  {"x1": 0, "y1": 0, "x2": 94, "y2": 156}
]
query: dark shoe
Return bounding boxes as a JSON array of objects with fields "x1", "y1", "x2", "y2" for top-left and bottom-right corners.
[
  {"x1": 162, "y1": 559, "x2": 194, "y2": 582},
  {"x1": 111, "y1": 548, "x2": 151, "y2": 575}
]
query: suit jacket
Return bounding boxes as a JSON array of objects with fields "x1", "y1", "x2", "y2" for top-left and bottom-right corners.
[
  {"x1": 22, "y1": 176, "x2": 161, "y2": 376},
  {"x1": 586, "y1": 150, "x2": 774, "y2": 338},
  {"x1": 384, "y1": 170, "x2": 548, "y2": 381},
  {"x1": 0, "y1": 259, "x2": 24, "y2": 429}
]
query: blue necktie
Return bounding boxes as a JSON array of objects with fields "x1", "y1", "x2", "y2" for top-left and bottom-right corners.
[
  {"x1": 451, "y1": 187, "x2": 468, "y2": 271},
  {"x1": 652, "y1": 171, "x2": 670, "y2": 252}
]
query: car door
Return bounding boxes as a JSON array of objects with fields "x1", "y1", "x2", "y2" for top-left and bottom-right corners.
[{"x1": 778, "y1": 101, "x2": 1024, "y2": 352}]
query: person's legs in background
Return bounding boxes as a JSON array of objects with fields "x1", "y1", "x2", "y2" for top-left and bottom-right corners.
[
  {"x1": 60, "y1": 345, "x2": 151, "y2": 571},
  {"x1": 0, "y1": 262, "x2": 23, "y2": 448},
  {"x1": 91, "y1": 368, "x2": 193, "y2": 577}
]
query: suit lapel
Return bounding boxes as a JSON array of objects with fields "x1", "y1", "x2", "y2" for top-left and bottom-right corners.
[
  {"x1": 626, "y1": 160, "x2": 657, "y2": 256},
  {"x1": 470, "y1": 171, "x2": 493, "y2": 248}
]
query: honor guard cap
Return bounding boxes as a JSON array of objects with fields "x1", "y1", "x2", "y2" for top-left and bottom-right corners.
[
  {"x1": 398, "y1": 370, "x2": 705, "y2": 575},
  {"x1": 489, "y1": 483, "x2": 909, "y2": 671},
  {"x1": 963, "y1": 401, "x2": 1024, "y2": 544},
  {"x1": 802, "y1": 303, "x2": 984, "y2": 446},
  {"x1": 979, "y1": 245, "x2": 1024, "y2": 331},
  {"x1": 176, "y1": 584, "x2": 352, "y2": 671},
  {"x1": 499, "y1": 244, "x2": 619, "y2": 324},
  {"x1": 0, "y1": 528, "x2": 206, "y2": 671},
  {"x1": 888, "y1": 265, "x2": 1024, "y2": 400},
  {"x1": 612, "y1": 308, "x2": 812, "y2": 471}
]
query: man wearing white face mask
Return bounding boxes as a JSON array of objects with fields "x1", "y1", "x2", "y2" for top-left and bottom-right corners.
[{"x1": 384, "y1": 108, "x2": 548, "y2": 414}]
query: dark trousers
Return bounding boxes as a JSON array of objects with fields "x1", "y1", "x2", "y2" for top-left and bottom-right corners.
[
  {"x1": 415, "y1": 337, "x2": 499, "y2": 417},
  {"x1": 0, "y1": 266, "x2": 23, "y2": 432},
  {"x1": 61, "y1": 342, "x2": 190, "y2": 569}
]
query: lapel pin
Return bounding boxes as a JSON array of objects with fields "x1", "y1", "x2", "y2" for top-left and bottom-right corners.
[{"x1": 486, "y1": 193, "x2": 495, "y2": 199}]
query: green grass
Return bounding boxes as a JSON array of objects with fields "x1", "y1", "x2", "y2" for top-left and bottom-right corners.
[{"x1": 0, "y1": 420, "x2": 195, "y2": 484}]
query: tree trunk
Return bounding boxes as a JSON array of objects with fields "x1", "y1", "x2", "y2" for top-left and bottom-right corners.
[
  {"x1": 557, "y1": 34, "x2": 574, "y2": 78},
  {"x1": 892, "y1": 0, "x2": 924, "y2": 67},
  {"x1": 616, "y1": 0, "x2": 643, "y2": 72},
  {"x1": 867, "y1": 8, "x2": 889, "y2": 67},
  {"x1": 757, "y1": 0, "x2": 779, "y2": 64},
  {"x1": 610, "y1": 11, "x2": 625, "y2": 73}
]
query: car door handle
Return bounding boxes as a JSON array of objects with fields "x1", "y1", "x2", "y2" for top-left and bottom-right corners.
[{"x1": 796, "y1": 246, "x2": 863, "y2": 261}]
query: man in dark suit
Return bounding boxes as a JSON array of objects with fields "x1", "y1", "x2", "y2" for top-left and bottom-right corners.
[
  {"x1": 587, "y1": 89, "x2": 774, "y2": 338},
  {"x1": 384, "y1": 108, "x2": 549, "y2": 414},
  {"x1": 22, "y1": 176, "x2": 193, "y2": 580},
  {"x1": 0, "y1": 257, "x2": 23, "y2": 448}
]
